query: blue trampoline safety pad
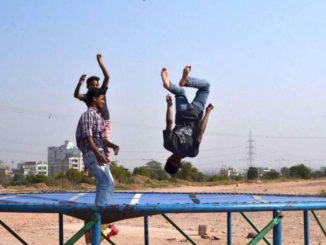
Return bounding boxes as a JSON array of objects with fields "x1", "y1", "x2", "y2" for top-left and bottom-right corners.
[{"x1": 1, "y1": 192, "x2": 326, "y2": 223}]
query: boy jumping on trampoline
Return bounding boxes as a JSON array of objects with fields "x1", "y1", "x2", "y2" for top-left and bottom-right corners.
[
  {"x1": 74, "y1": 54, "x2": 112, "y2": 169},
  {"x1": 161, "y1": 66, "x2": 214, "y2": 175}
]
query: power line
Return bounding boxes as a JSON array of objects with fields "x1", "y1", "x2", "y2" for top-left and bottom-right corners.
[
  {"x1": 0, "y1": 148, "x2": 45, "y2": 156},
  {"x1": 253, "y1": 134, "x2": 326, "y2": 140},
  {"x1": 0, "y1": 137, "x2": 50, "y2": 147},
  {"x1": 2, "y1": 104, "x2": 326, "y2": 139}
]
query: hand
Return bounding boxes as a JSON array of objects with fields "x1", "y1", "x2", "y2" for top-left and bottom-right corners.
[
  {"x1": 113, "y1": 145, "x2": 120, "y2": 155},
  {"x1": 95, "y1": 152, "x2": 106, "y2": 165},
  {"x1": 166, "y1": 94, "x2": 173, "y2": 106},
  {"x1": 96, "y1": 53, "x2": 103, "y2": 63},
  {"x1": 79, "y1": 74, "x2": 86, "y2": 84},
  {"x1": 206, "y1": 103, "x2": 214, "y2": 112}
]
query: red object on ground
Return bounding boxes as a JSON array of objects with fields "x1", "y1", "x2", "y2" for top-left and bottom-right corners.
[{"x1": 103, "y1": 224, "x2": 119, "y2": 239}]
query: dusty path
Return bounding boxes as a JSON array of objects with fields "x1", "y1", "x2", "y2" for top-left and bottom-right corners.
[{"x1": 0, "y1": 179, "x2": 325, "y2": 244}]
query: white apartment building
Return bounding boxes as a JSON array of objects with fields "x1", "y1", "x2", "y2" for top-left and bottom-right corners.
[
  {"x1": 220, "y1": 167, "x2": 240, "y2": 177},
  {"x1": 16, "y1": 161, "x2": 48, "y2": 176},
  {"x1": 48, "y1": 140, "x2": 83, "y2": 176}
]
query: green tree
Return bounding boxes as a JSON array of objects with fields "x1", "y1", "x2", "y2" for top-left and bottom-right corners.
[
  {"x1": 0, "y1": 175, "x2": 11, "y2": 186},
  {"x1": 145, "y1": 161, "x2": 168, "y2": 180},
  {"x1": 175, "y1": 161, "x2": 205, "y2": 182},
  {"x1": 11, "y1": 174, "x2": 28, "y2": 185},
  {"x1": 133, "y1": 161, "x2": 168, "y2": 180},
  {"x1": 321, "y1": 167, "x2": 326, "y2": 177},
  {"x1": 133, "y1": 166, "x2": 150, "y2": 177},
  {"x1": 280, "y1": 167, "x2": 290, "y2": 177},
  {"x1": 27, "y1": 174, "x2": 48, "y2": 184},
  {"x1": 65, "y1": 168, "x2": 84, "y2": 183},
  {"x1": 262, "y1": 170, "x2": 279, "y2": 180},
  {"x1": 65, "y1": 168, "x2": 92, "y2": 184},
  {"x1": 311, "y1": 170, "x2": 324, "y2": 178},
  {"x1": 54, "y1": 172, "x2": 65, "y2": 179},
  {"x1": 247, "y1": 167, "x2": 258, "y2": 180},
  {"x1": 208, "y1": 175, "x2": 228, "y2": 182},
  {"x1": 289, "y1": 164, "x2": 311, "y2": 179},
  {"x1": 111, "y1": 162, "x2": 131, "y2": 183}
]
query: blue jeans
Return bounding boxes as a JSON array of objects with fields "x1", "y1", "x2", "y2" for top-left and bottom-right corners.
[
  {"x1": 167, "y1": 77, "x2": 210, "y2": 113},
  {"x1": 83, "y1": 151, "x2": 115, "y2": 206}
]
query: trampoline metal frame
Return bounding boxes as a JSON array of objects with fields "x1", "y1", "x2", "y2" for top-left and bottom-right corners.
[{"x1": 1, "y1": 192, "x2": 326, "y2": 245}]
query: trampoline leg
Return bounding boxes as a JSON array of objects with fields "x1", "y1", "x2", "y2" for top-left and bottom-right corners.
[
  {"x1": 304, "y1": 210, "x2": 310, "y2": 245},
  {"x1": 144, "y1": 215, "x2": 149, "y2": 245},
  {"x1": 311, "y1": 210, "x2": 326, "y2": 237},
  {"x1": 161, "y1": 214, "x2": 197, "y2": 245},
  {"x1": 273, "y1": 211, "x2": 282, "y2": 245},
  {"x1": 91, "y1": 213, "x2": 101, "y2": 245},
  {"x1": 227, "y1": 212, "x2": 232, "y2": 245},
  {"x1": 64, "y1": 214, "x2": 99, "y2": 245},
  {"x1": 0, "y1": 219, "x2": 28, "y2": 245},
  {"x1": 59, "y1": 213, "x2": 64, "y2": 245},
  {"x1": 240, "y1": 212, "x2": 271, "y2": 245},
  {"x1": 248, "y1": 211, "x2": 282, "y2": 245}
]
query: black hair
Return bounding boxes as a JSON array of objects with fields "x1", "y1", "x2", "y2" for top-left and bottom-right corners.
[
  {"x1": 86, "y1": 88, "x2": 105, "y2": 103},
  {"x1": 86, "y1": 76, "x2": 100, "y2": 86},
  {"x1": 164, "y1": 155, "x2": 182, "y2": 175}
]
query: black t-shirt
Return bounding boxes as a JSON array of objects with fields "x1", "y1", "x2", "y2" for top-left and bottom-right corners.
[{"x1": 163, "y1": 107, "x2": 203, "y2": 158}]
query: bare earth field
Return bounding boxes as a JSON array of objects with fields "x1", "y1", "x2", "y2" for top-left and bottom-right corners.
[{"x1": 0, "y1": 179, "x2": 325, "y2": 245}]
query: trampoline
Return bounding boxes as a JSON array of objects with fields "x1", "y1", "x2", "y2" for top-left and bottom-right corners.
[{"x1": 1, "y1": 192, "x2": 326, "y2": 244}]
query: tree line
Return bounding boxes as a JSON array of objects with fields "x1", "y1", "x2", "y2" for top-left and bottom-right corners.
[{"x1": 1, "y1": 161, "x2": 325, "y2": 187}]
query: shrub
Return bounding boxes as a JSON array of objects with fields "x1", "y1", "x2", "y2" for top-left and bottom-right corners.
[
  {"x1": 133, "y1": 161, "x2": 168, "y2": 180},
  {"x1": 176, "y1": 161, "x2": 205, "y2": 182},
  {"x1": 263, "y1": 170, "x2": 279, "y2": 180},
  {"x1": 11, "y1": 174, "x2": 29, "y2": 185},
  {"x1": 111, "y1": 162, "x2": 131, "y2": 183},
  {"x1": 208, "y1": 175, "x2": 228, "y2": 182},
  {"x1": 27, "y1": 174, "x2": 48, "y2": 184},
  {"x1": 0, "y1": 175, "x2": 11, "y2": 187}
]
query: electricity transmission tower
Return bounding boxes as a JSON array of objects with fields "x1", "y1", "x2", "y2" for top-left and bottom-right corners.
[{"x1": 247, "y1": 130, "x2": 255, "y2": 168}]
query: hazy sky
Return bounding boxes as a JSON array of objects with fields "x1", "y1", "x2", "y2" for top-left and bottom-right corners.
[{"x1": 0, "y1": 0, "x2": 325, "y2": 172}]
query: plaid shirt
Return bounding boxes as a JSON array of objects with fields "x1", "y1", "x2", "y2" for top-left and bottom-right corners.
[{"x1": 76, "y1": 107, "x2": 105, "y2": 155}]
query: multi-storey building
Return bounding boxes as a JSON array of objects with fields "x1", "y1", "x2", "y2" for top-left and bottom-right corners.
[
  {"x1": 47, "y1": 140, "x2": 83, "y2": 176},
  {"x1": 16, "y1": 161, "x2": 48, "y2": 176}
]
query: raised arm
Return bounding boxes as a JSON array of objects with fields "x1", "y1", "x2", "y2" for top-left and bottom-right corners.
[
  {"x1": 96, "y1": 53, "x2": 110, "y2": 88},
  {"x1": 196, "y1": 104, "x2": 214, "y2": 143},
  {"x1": 165, "y1": 95, "x2": 174, "y2": 132},
  {"x1": 74, "y1": 74, "x2": 87, "y2": 100}
]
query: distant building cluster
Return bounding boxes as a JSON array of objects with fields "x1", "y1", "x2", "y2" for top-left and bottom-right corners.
[
  {"x1": 48, "y1": 140, "x2": 83, "y2": 177},
  {"x1": 0, "y1": 140, "x2": 83, "y2": 178},
  {"x1": 219, "y1": 166, "x2": 276, "y2": 178},
  {"x1": 219, "y1": 167, "x2": 241, "y2": 177},
  {"x1": 0, "y1": 141, "x2": 280, "y2": 180},
  {"x1": 14, "y1": 161, "x2": 48, "y2": 176}
]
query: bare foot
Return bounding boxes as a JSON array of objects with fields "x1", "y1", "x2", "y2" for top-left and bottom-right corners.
[
  {"x1": 161, "y1": 68, "x2": 170, "y2": 89},
  {"x1": 179, "y1": 65, "x2": 191, "y2": 86}
]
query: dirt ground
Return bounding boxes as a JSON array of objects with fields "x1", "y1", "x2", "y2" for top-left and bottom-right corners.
[{"x1": 0, "y1": 179, "x2": 325, "y2": 245}]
